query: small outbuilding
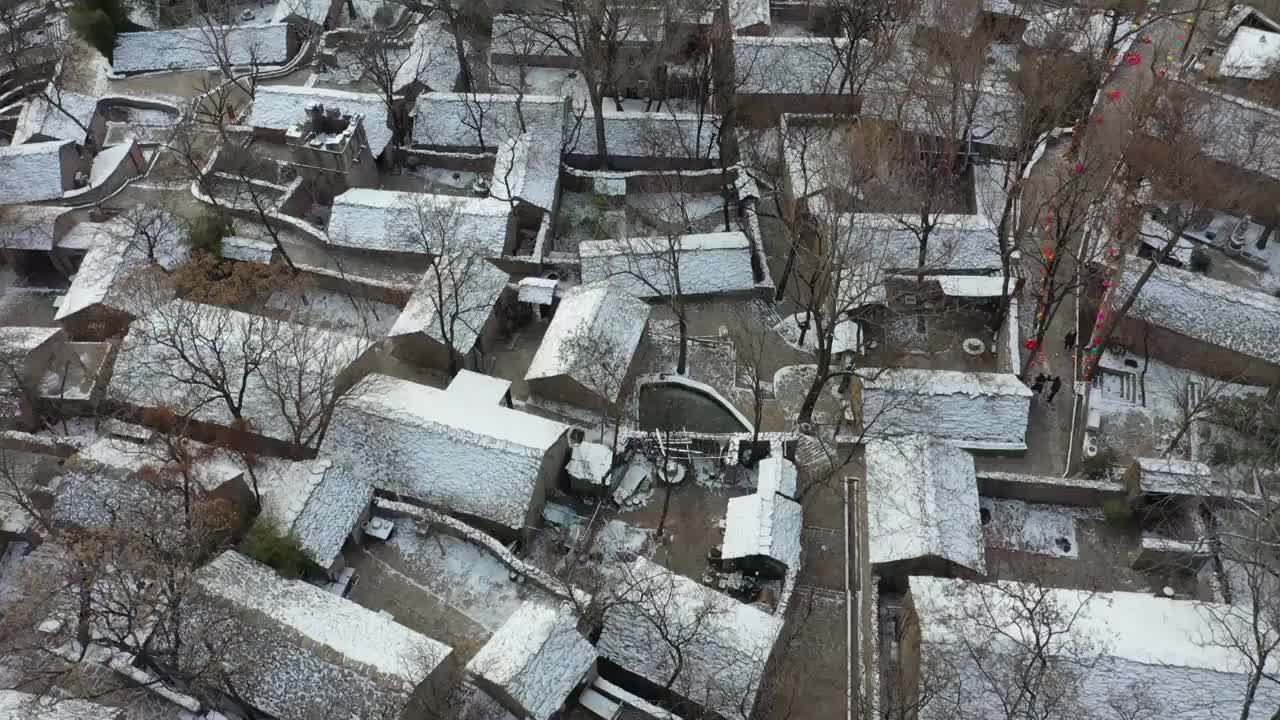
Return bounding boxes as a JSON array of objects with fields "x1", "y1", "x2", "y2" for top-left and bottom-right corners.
[
  {"x1": 525, "y1": 282, "x2": 650, "y2": 410},
  {"x1": 755, "y1": 454, "x2": 798, "y2": 499},
  {"x1": 852, "y1": 368, "x2": 1033, "y2": 450},
  {"x1": 258, "y1": 457, "x2": 373, "y2": 576},
  {"x1": 388, "y1": 253, "x2": 512, "y2": 372},
  {"x1": 865, "y1": 436, "x2": 984, "y2": 577},
  {"x1": 327, "y1": 189, "x2": 515, "y2": 256},
  {"x1": 0, "y1": 141, "x2": 78, "y2": 204},
  {"x1": 904, "y1": 576, "x2": 1280, "y2": 719},
  {"x1": 188, "y1": 550, "x2": 457, "y2": 720},
  {"x1": 579, "y1": 232, "x2": 759, "y2": 299},
  {"x1": 323, "y1": 371, "x2": 571, "y2": 542},
  {"x1": 111, "y1": 25, "x2": 292, "y2": 74},
  {"x1": 467, "y1": 601, "x2": 597, "y2": 720},
  {"x1": 597, "y1": 557, "x2": 783, "y2": 719},
  {"x1": 721, "y1": 491, "x2": 803, "y2": 578}
]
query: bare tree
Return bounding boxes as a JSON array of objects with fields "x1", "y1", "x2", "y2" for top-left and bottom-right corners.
[
  {"x1": 394, "y1": 193, "x2": 504, "y2": 377},
  {"x1": 111, "y1": 204, "x2": 188, "y2": 267},
  {"x1": 502, "y1": 1, "x2": 665, "y2": 168},
  {"x1": 913, "y1": 576, "x2": 1103, "y2": 720}
]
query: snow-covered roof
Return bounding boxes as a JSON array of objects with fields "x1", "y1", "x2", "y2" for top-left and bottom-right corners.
[
  {"x1": 525, "y1": 282, "x2": 650, "y2": 404},
  {"x1": 1218, "y1": 4, "x2": 1280, "y2": 39},
  {"x1": 566, "y1": 442, "x2": 613, "y2": 484},
  {"x1": 835, "y1": 220, "x2": 1003, "y2": 273},
  {"x1": 54, "y1": 437, "x2": 244, "y2": 530},
  {"x1": 755, "y1": 455, "x2": 797, "y2": 498},
  {"x1": 1185, "y1": 87, "x2": 1280, "y2": 180},
  {"x1": 1116, "y1": 261, "x2": 1280, "y2": 366},
  {"x1": 861, "y1": 368, "x2": 1031, "y2": 398},
  {"x1": 411, "y1": 92, "x2": 565, "y2": 149},
  {"x1": 491, "y1": 127, "x2": 562, "y2": 212},
  {"x1": 1131, "y1": 457, "x2": 1218, "y2": 497},
  {"x1": 0, "y1": 690, "x2": 121, "y2": 719},
  {"x1": 0, "y1": 204, "x2": 66, "y2": 250},
  {"x1": 865, "y1": 436, "x2": 983, "y2": 573},
  {"x1": 911, "y1": 575, "x2": 1280, "y2": 719},
  {"x1": 323, "y1": 373, "x2": 569, "y2": 532},
  {"x1": 735, "y1": 36, "x2": 853, "y2": 96},
  {"x1": 932, "y1": 275, "x2": 1009, "y2": 297},
  {"x1": 12, "y1": 88, "x2": 98, "y2": 144},
  {"x1": 1020, "y1": 8, "x2": 1114, "y2": 53},
  {"x1": 55, "y1": 216, "x2": 189, "y2": 321},
  {"x1": 327, "y1": 189, "x2": 512, "y2": 255},
  {"x1": 722, "y1": 492, "x2": 803, "y2": 569},
  {"x1": 271, "y1": 0, "x2": 338, "y2": 24},
  {"x1": 466, "y1": 601, "x2": 596, "y2": 720},
  {"x1": 109, "y1": 300, "x2": 371, "y2": 444},
  {"x1": 859, "y1": 76, "x2": 1023, "y2": 149},
  {"x1": 0, "y1": 141, "x2": 71, "y2": 204},
  {"x1": 395, "y1": 19, "x2": 465, "y2": 92},
  {"x1": 857, "y1": 368, "x2": 1032, "y2": 450},
  {"x1": 447, "y1": 366, "x2": 513, "y2": 405},
  {"x1": 112, "y1": 24, "x2": 290, "y2": 74},
  {"x1": 388, "y1": 253, "x2": 509, "y2": 353},
  {"x1": 579, "y1": 232, "x2": 758, "y2": 298},
  {"x1": 261, "y1": 458, "x2": 372, "y2": 570},
  {"x1": 518, "y1": 276, "x2": 559, "y2": 305},
  {"x1": 221, "y1": 234, "x2": 275, "y2": 263},
  {"x1": 88, "y1": 142, "x2": 134, "y2": 186},
  {"x1": 598, "y1": 557, "x2": 783, "y2": 718},
  {"x1": 702, "y1": 0, "x2": 769, "y2": 30},
  {"x1": 192, "y1": 550, "x2": 453, "y2": 719},
  {"x1": 564, "y1": 111, "x2": 720, "y2": 161},
  {"x1": 248, "y1": 84, "x2": 392, "y2": 157},
  {"x1": 0, "y1": 326, "x2": 60, "y2": 356},
  {"x1": 1220, "y1": 26, "x2": 1280, "y2": 79}
]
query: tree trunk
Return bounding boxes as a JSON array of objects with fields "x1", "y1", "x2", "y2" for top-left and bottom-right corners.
[
  {"x1": 589, "y1": 88, "x2": 609, "y2": 170},
  {"x1": 797, "y1": 344, "x2": 831, "y2": 426},
  {"x1": 450, "y1": 25, "x2": 472, "y2": 92},
  {"x1": 1258, "y1": 222, "x2": 1275, "y2": 250},
  {"x1": 775, "y1": 234, "x2": 801, "y2": 301},
  {"x1": 992, "y1": 182, "x2": 1020, "y2": 332},
  {"x1": 676, "y1": 314, "x2": 689, "y2": 375},
  {"x1": 1091, "y1": 229, "x2": 1183, "y2": 358},
  {"x1": 655, "y1": 476, "x2": 675, "y2": 538},
  {"x1": 1104, "y1": 11, "x2": 1121, "y2": 61}
]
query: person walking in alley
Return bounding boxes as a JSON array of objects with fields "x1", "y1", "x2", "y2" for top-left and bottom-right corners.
[
  {"x1": 1064, "y1": 330, "x2": 1077, "y2": 352},
  {"x1": 1031, "y1": 373, "x2": 1047, "y2": 395},
  {"x1": 1047, "y1": 376, "x2": 1063, "y2": 403}
]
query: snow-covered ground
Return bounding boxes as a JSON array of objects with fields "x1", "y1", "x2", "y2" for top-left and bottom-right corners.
[
  {"x1": 386, "y1": 520, "x2": 529, "y2": 631},
  {"x1": 980, "y1": 497, "x2": 1095, "y2": 559}
]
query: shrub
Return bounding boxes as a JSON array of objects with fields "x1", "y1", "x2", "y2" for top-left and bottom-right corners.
[
  {"x1": 240, "y1": 519, "x2": 313, "y2": 579},
  {"x1": 1080, "y1": 446, "x2": 1119, "y2": 480},
  {"x1": 184, "y1": 212, "x2": 230, "y2": 256},
  {"x1": 1102, "y1": 498, "x2": 1134, "y2": 527},
  {"x1": 1189, "y1": 248, "x2": 1212, "y2": 273}
]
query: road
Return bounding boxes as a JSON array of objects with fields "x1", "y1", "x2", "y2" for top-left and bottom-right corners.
[{"x1": 980, "y1": 12, "x2": 1189, "y2": 477}]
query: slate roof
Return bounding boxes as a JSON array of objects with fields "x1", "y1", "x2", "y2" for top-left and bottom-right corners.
[{"x1": 525, "y1": 282, "x2": 650, "y2": 404}]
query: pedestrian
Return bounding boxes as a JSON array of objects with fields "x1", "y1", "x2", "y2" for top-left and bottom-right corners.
[
  {"x1": 1064, "y1": 330, "x2": 1077, "y2": 352},
  {"x1": 1031, "y1": 374, "x2": 1046, "y2": 395},
  {"x1": 1048, "y1": 376, "x2": 1063, "y2": 402}
]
